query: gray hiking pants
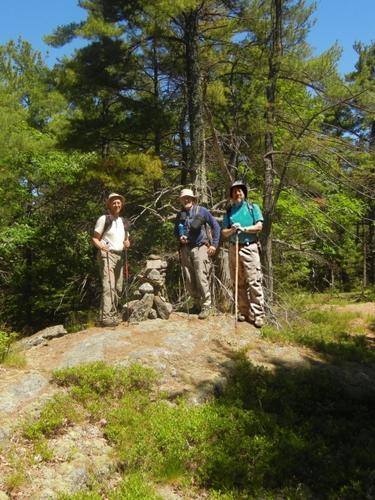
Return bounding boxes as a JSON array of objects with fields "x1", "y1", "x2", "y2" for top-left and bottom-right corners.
[
  {"x1": 98, "y1": 250, "x2": 124, "y2": 321},
  {"x1": 229, "y1": 243, "x2": 265, "y2": 321},
  {"x1": 180, "y1": 244, "x2": 212, "y2": 308}
]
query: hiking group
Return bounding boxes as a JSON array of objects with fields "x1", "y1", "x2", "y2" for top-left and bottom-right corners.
[{"x1": 92, "y1": 182, "x2": 265, "y2": 328}]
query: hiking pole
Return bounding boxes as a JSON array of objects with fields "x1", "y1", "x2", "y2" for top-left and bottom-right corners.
[
  {"x1": 106, "y1": 251, "x2": 115, "y2": 317},
  {"x1": 178, "y1": 249, "x2": 190, "y2": 318},
  {"x1": 124, "y1": 247, "x2": 129, "y2": 325},
  {"x1": 234, "y1": 230, "x2": 239, "y2": 331}
]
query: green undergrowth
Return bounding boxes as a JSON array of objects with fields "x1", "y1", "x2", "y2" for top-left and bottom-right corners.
[
  {"x1": 0, "y1": 330, "x2": 18, "y2": 363},
  {"x1": 18, "y1": 359, "x2": 375, "y2": 499},
  {"x1": 22, "y1": 393, "x2": 84, "y2": 441},
  {"x1": 264, "y1": 297, "x2": 375, "y2": 364},
  {"x1": 282, "y1": 290, "x2": 375, "y2": 306},
  {"x1": 58, "y1": 472, "x2": 161, "y2": 500},
  {"x1": 0, "y1": 329, "x2": 26, "y2": 368},
  {"x1": 2, "y1": 350, "x2": 27, "y2": 368}
]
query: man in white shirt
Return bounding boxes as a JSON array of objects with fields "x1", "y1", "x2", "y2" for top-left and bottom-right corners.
[{"x1": 92, "y1": 193, "x2": 130, "y2": 326}]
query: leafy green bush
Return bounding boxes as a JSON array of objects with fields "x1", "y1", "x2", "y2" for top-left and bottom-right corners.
[
  {"x1": 0, "y1": 330, "x2": 17, "y2": 362},
  {"x1": 58, "y1": 473, "x2": 160, "y2": 500},
  {"x1": 23, "y1": 393, "x2": 82, "y2": 440},
  {"x1": 110, "y1": 473, "x2": 161, "y2": 499},
  {"x1": 53, "y1": 362, "x2": 156, "y2": 396},
  {"x1": 52, "y1": 362, "x2": 157, "y2": 419},
  {"x1": 58, "y1": 493, "x2": 102, "y2": 500}
]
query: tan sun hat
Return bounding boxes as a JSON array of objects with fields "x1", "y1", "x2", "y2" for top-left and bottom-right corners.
[
  {"x1": 179, "y1": 188, "x2": 197, "y2": 199},
  {"x1": 106, "y1": 192, "x2": 125, "y2": 208}
]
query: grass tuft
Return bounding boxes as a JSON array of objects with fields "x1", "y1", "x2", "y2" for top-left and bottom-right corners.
[{"x1": 0, "y1": 330, "x2": 18, "y2": 363}]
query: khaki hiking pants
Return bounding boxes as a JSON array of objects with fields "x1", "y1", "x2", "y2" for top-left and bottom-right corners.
[
  {"x1": 229, "y1": 243, "x2": 265, "y2": 321},
  {"x1": 98, "y1": 250, "x2": 124, "y2": 321},
  {"x1": 180, "y1": 244, "x2": 212, "y2": 308}
]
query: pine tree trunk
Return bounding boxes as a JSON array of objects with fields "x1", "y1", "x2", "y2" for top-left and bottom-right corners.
[
  {"x1": 184, "y1": 9, "x2": 203, "y2": 184},
  {"x1": 262, "y1": 0, "x2": 282, "y2": 306},
  {"x1": 179, "y1": 105, "x2": 189, "y2": 185},
  {"x1": 196, "y1": 128, "x2": 208, "y2": 204},
  {"x1": 369, "y1": 204, "x2": 375, "y2": 284},
  {"x1": 152, "y1": 38, "x2": 161, "y2": 157},
  {"x1": 363, "y1": 224, "x2": 367, "y2": 293}
]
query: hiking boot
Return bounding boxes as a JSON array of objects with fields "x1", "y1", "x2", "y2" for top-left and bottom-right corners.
[
  {"x1": 237, "y1": 313, "x2": 247, "y2": 322},
  {"x1": 189, "y1": 304, "x2": 201, "y2": 315},
  {"x1": 254, "y1": 317, "x2": 264, "y2": 328},
  {"x1": 198, "y1": 307, "x2": 211, "y2": 320}
]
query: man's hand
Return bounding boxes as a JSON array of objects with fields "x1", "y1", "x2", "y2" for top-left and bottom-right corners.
[
  {"x1": 180, "y1": 235, "x2": 188, "y2": 244},
  {"x1": 232, "y1": 222, "x2": 244, "y2": 233},
  {"x1": 207, "y1": 245, "x2": 216, "y2": 257},
  {"x1": 100, "y1": 242, "x2": 110, "y2": 252},
  {"x1": 124, "y1": 239, "x2": 130, "y2": 249}
]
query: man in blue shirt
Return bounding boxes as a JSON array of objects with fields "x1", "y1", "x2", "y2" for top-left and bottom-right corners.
[
  {"x1": 222, "y1": 181, "x2": 265, "y2": 328},
  {"x1": 175, "y1": 188, "x2": 221, "y2": 319}
]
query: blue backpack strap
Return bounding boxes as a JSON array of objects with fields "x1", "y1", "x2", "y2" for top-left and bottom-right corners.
[
  {"x1": 246, "y1": 202, "x2": 261, "y2": 242},
  {"x1": 246, "y1": 202, "x2": 254, "y2": 223}
]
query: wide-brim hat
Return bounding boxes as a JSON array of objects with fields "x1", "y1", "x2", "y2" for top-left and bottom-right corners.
[
  {"x1": 230, "y1": 181, "x2": 248, "y2": 198},
  {"x1": 179, "y1": 188, "x2": 197, "y2": 199},
  {"x1": 106, "y1": 192, "x2": 125, "y2": 208}
]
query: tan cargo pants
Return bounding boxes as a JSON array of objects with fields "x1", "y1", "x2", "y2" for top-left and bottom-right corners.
[
  {"x1": 229, "y1": 243, "x2": 265, "y2": 321},
  {"x1": 97, "y1": 250, "x2": 124, "y2": 321},
  {"x1": 180, "y1": 244, "x2": 212, "y2": 308}
]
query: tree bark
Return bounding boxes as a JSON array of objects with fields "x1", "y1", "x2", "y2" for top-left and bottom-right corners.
[
  {"x1": 184, "y1": 8, "x2": 203, "y2": 185},
  {"x1": 261, "y1": 0, "x2": 282, "y2": 306},
  {"x1": 196, "y1": 128, "x2": 208, "y2": 204},
  {"x1": 179, "y1": 104, "x2": 189, "y2": 185},
  {"x1": 152, "y1": 38, "x2": 161, "y2": 157},
  {"x1": 369, "y1": 204, "x2": 375, "y2": 285}
]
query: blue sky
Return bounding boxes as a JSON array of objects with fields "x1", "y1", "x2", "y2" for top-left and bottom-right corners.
[
  {"x1": 0, "y1": 0, "x2": 374, "y2": 74},
  {"x1": 307, "y1": 0, "x2": 375, "y2": 74}
]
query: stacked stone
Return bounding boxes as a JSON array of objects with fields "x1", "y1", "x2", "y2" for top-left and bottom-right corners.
[{"x1": 123, "y1": 255, "x2": 173, "y2": 322}]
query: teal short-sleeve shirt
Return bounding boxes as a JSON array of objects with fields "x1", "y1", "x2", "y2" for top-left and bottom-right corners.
[{"x1": 223, "y1": 201, "x2": 263, "y2": 244}]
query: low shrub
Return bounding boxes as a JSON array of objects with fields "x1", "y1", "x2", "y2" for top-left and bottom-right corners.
[
  {"x1": 0, "y1": 330, "x2": 17, "y2": 362},
  {"x1": 23, "y1": 393, "x2": 82, "y2": 440}
]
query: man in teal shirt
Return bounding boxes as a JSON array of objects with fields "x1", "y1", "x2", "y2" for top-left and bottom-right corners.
[{"x1": 222, "y1": 181, "x2": 265, "y2": 328}]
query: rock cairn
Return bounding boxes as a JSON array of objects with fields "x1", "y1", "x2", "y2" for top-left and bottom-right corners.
[{"x1": 123, "y1": 254, "x2": 173, "y2": 322}]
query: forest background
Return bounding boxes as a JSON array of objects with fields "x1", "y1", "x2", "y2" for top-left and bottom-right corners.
[{"x1": 0, "y1": 0, "x2": 374, "y2": 334}]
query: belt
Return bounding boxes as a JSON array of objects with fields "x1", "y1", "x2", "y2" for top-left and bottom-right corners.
[
  {"x1": 231, "y1": 241, "x2": 257, "y2": 247},
  {"x1": 109, "y1": 249, "x2": 124, "y2": 255},
  {"x1": 185, "y1": 241, "x2": 209, "y2": 248}
]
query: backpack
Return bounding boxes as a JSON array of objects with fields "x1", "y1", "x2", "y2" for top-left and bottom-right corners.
[
  {"x1": 179, "y1": 205, "x2": 212, "y2": 245},
  {"x1": 100, "y1": 215, "x2": 130, "y2": 240}
]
